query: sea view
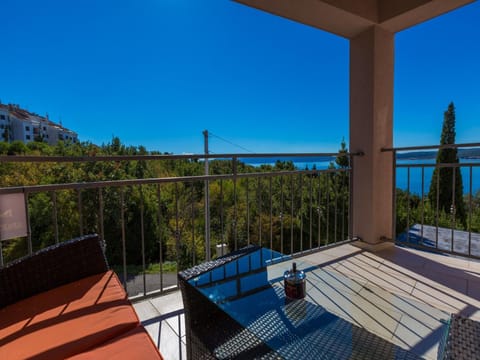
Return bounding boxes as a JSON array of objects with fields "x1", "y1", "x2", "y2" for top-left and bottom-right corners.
[
  {"x1": 246, "y1": 157, "x2": 480, "y2": 196},
  {"x1": 4, "y1": 3, "x2": 480, "y2": 360},
  {"x1": 395, "y1": 158, "x2": 480, "y2": 196}
]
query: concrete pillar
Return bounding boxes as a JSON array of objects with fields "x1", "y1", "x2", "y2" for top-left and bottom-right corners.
[{"x1": 350, "y1": 26, "x2": 394, "y2": 247}]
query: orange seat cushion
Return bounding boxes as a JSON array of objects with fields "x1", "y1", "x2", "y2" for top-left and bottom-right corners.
[
  {"x1": 0, "y1": 270, "x2": 139, "y2": 360},
  {"x1": 67, "y1": 326, "x2": 163, "y2": 360}
]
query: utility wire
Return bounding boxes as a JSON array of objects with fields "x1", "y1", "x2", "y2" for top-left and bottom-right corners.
[{"x1": 208, "y1": 131, "x2": 254, "y2": 153}]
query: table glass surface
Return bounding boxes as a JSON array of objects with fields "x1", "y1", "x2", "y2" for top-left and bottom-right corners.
[{"x1": 188, "y1": 248, "x2": 450, "y2": 359}]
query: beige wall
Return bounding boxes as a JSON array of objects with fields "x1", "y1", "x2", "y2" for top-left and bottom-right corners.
[{"x1": 350, "y1": 26, "x2": 394, "y2": 244}]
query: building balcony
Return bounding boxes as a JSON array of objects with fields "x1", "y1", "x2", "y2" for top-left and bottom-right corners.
[{"x1": 1, "y1": 146, "x2": 480, "y2": 359}]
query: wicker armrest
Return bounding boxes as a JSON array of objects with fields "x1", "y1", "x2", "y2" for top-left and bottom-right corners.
[{"x1": 0, "y1": 234, "x2": 108, "y2": 308}]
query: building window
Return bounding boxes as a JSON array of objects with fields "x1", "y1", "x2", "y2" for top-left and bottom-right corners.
[
  {"x1": 26, "y1": 135, "x2": 31, "y2": 140},
  {"x1": 25, "y1": 126, "x2": 30, "y2": 131},
  {"x1": 43, "y1": 126, "x2": 46, "y2": 131},
  {"x1": 0, "y1": 115, "x2": 5, "y2": 120},
  {"x1": 0, "y1": 125, "x2": 4, "y2": 129}
]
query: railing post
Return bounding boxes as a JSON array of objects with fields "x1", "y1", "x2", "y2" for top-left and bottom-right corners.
[
  {"x1": 391, "y1": 150, "x2": 397, "y2": 242},
  {"x1": 421, "y1": 166, "x2": 425, "y2": 242},
  {"x1": 269, "y1": 176, "x2": 273, "y2": 255},
  {"x1": 348, "y1": 155, "x2": 352, "y2": 241},
  {"x1": 309, "y1": 175, "x2": 313, "y2": 249},
  {"x1": 204, "y1": 131, "x2": 211, "y2": 261},
  {"x1": 436, "y1": 166, "x2": 440, "y2": 247},
  {"x1": 406, "y1": 167, "x2": 410, "y2": 242},
  {"x1": 257, "y1": 177, "x2": 262, "y2": 247},
  {"x1": 290, "y1": 174, "x2": 294, "y2": 254},
  {"x1": 120, "y1": 188, "x2": 127, "y2": 291},
  {"x1": 191, "y1": 184, "x2": 196, "y2": 265},
  {"x1": 175, "y1": 183, "x2": 181, "y2": 266},
  {"x1": 51, "y1": 191, "x2": 59, "y2": 244},
  {"x1": 333, "y1": 172, "x2": 338, "y2": 243},
  {"x1": 140, "y1": 187, "x2": 146, "y2": 296},
  {"x1": 451, "y1": 167, "x2": 456, "y2": 252},
  {"x1": 220, "y1": 180, "x2": 225, "y2": 256},
  {"x1": 280, "y1": 175, "x2": 284, "y2": 254},
  {"x1": 233, "y1": 157, "x2": 238, "y2": 251},
  {"x1": 318, "y1": 173, "x2": 322, "y2": 246},
  {"x1": 157, "y1": 185, "x2": 164, "y2": 292},
  {"x1": 469, "y1": 166, "x2": 473, "y2": 256},
  {"x1": 299, "y1": 174, "x2": 303, "y2": 251},
  {"x1": 246, "y1": 178, "x2": 250, "y2": 246},
  {"x1": 0, "y1": 241, "x2": 4, "y2": 268},
  {"x1": 25, "y1": 192, "x2": 32, "y2": 255},
  {"x1": 98, "y1": 188, "x2": 105, "y2": 244},
  {"x1": 77, "y1": 189, "x2": 83, "y2": 236}
]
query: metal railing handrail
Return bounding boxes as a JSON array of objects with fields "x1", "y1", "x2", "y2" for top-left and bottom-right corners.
[
  {"x1": 390, "y1": 142, "x2": 480, "y2": 260},
  {"x1": 396, "y1": 162, "x2": 480, "y2": 168},
  {"x1": 0, "y1": 151, "x2": 361, "y2": 163},
  {"x1": 382, "y1": 142, "x2": 480, "y2": 152},
  {"x1": 0, "y1": 157, "x2": 354, "y2": 296},
  {"x1": 0, "y1": 167, "x2": 350, "y2": 195}
]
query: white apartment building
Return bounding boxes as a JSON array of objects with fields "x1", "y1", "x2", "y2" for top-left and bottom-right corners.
[
  {"x1": 0, "y1": 106, "x2": 9, "y2": 142},
  {"x1": 0, "y1": 103, "x2": 78, "y2": 145}
]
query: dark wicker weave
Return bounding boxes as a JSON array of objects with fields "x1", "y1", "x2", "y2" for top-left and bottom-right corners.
[
  {"x1": 179, "y1": 277, "x2": 278, "y2": 360},
  {"x1": 0, "y1": 234, "x2": 108, "y2": 308},
  {"x1": 439, "y1": 314, "x2": 480, "y2": 360},
  {"x1": 179, "y1": 245, "x2": 279, "y2": 359}
]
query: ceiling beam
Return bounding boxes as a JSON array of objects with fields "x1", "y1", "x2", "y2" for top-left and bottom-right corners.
[
  {"x1": 234, "y1": 0, "x2": 476, "y2": 38},
  {"x1": 233, "y1": 0, "x2": 376, "y2": 39},
  {"x1": 379, "y1": 0, "x2": 476, "y2": 33}
]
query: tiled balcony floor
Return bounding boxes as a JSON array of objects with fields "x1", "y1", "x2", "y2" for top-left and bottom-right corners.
[
  {"x1": 133, "y1": 242, "x2": 480, "y2": 360},
  {"x1": 133, "y1": 290, "x2": 186, "y2": 360}
]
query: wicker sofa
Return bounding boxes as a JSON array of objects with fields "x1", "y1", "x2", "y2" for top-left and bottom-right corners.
[{"x1": 0, "y1": 234, "x2": 163, "y2": 360}]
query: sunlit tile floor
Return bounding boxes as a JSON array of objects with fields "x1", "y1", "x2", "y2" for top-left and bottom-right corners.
[
  {"x1": 133, "y1": 242, "x2": 480, "y2": 360},
  {"x1": 133, "y1": 291, "x2": 186, "y2": 360}
]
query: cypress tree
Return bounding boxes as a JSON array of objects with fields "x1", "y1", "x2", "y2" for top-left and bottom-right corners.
[
  {"x1": 428, "y1": 102, "x2": 466, "y2": 226},
  {"x1": 335, "y1": 137, "x2": 349, "y2": 169}
]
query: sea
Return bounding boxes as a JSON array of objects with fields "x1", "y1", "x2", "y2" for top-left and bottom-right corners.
[
  {"x1": 395, "y1": 158, "x2": 480, "y2": 196},
  {"x1": 245, "y1": 157, "x2": 480, "y2": 196}
]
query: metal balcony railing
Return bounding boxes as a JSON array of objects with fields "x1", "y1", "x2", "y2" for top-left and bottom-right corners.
[
  {"x1": 0, "y1": 152, "x2": 357, "y2": 299},
  {"x1": 384, "y1": 142, "x2": 480, "y2": 259}
]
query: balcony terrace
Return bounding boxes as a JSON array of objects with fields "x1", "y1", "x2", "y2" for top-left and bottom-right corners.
[
  {"x1": 2, "y1": 0, "x2": 479, "y2": 358},
  {"x1": 1, "y1": 146, "x2": 480, "y2": 359},
  {"x1": 134, "y1": 240, "x2": 480, "y2": 359},
  {"x1": 132, "y1": 242, "x2": 480, "y2": 359}
]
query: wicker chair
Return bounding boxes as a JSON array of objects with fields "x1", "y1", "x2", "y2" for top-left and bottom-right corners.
[{"x1": 0, "y1": 234, "x2": 163, "y2": 360}]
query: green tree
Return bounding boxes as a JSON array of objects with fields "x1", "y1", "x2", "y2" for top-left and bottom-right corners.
[
  {"x1": 8, "y1": 140, "x2": 27, "y2": 155},
  {"x1": 0, "y1": 141, "x2": 9, "y2": 154},
  {"x1": 428, "y1": 102, "x2": 466, "y2": 227},
  {"x1": 335, "y1": 137, "x2": 349, "y2": 169}
]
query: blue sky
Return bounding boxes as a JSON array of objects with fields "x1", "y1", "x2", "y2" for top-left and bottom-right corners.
[{"x1": 1, "y1": 0, "x2": 479, "y2": 154}]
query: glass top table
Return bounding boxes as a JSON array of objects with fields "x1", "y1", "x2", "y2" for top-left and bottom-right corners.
[{"x1": 179, "y1": 246, "x2": 450, "y2": 359}]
